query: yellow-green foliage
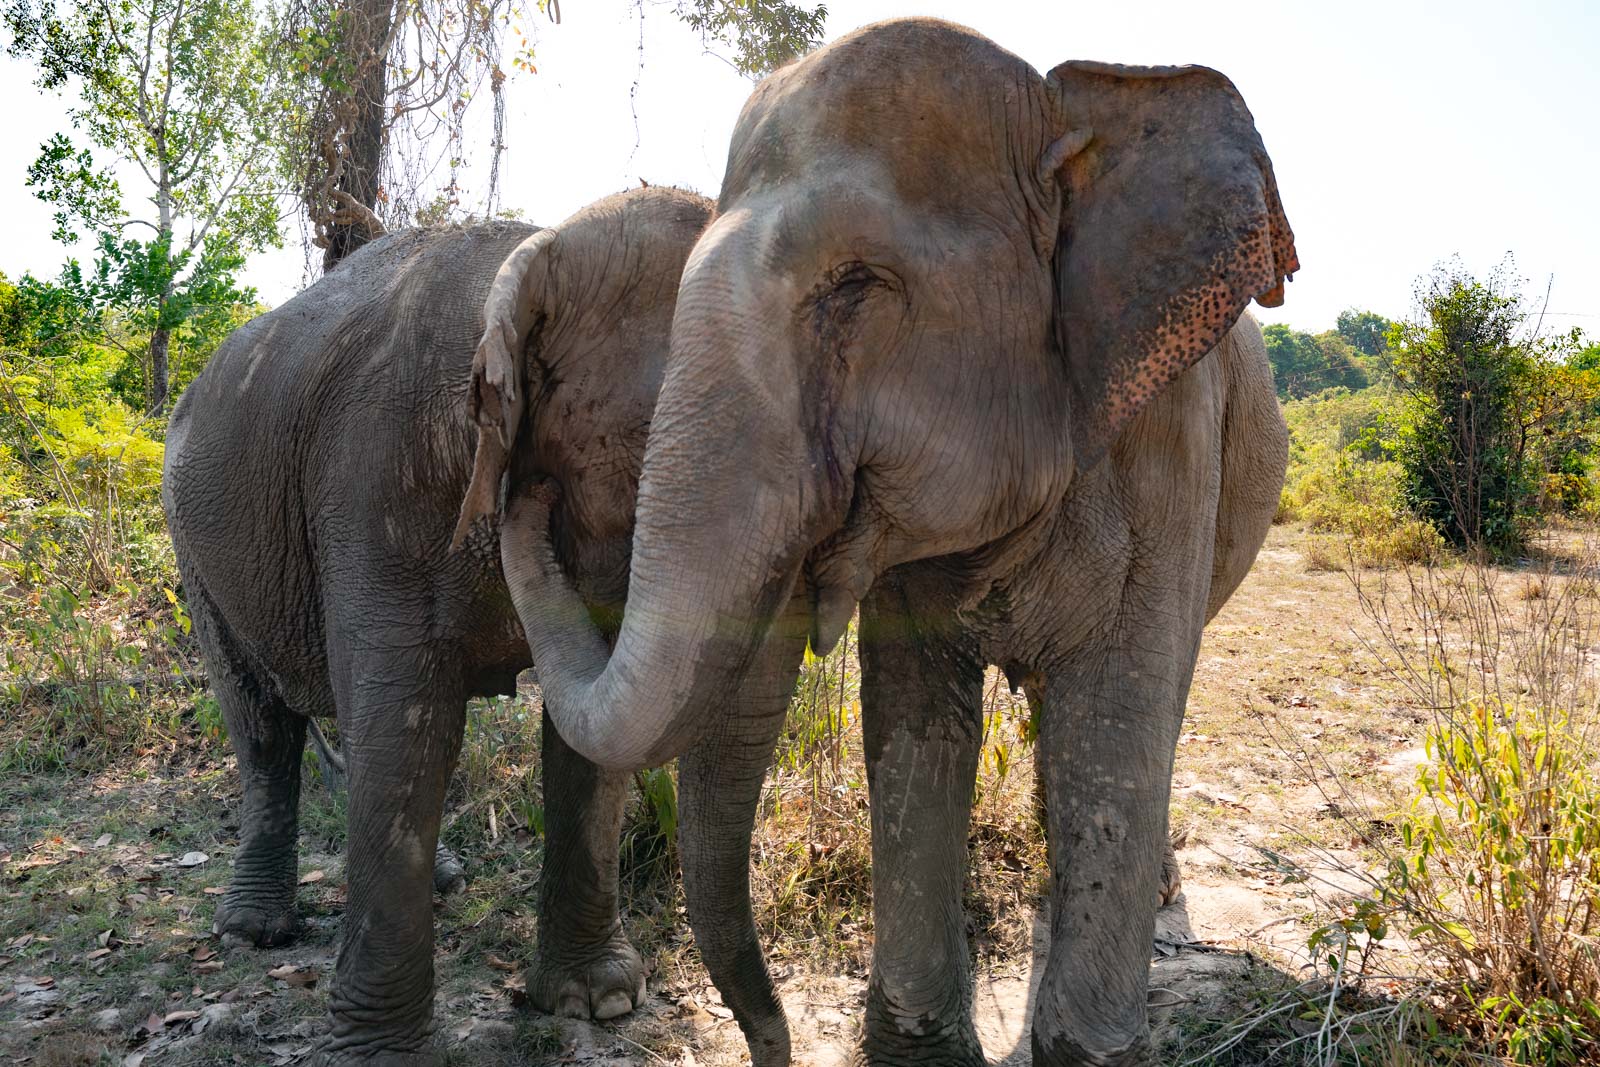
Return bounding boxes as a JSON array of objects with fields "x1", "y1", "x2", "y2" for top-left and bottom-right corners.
[
  {"x1": 1279, "y1": 387, "x2": 1447, "y2": 567},
  {"x1": 1, "y1": 379, "x2": 169, "y2": 589},
  {"x1": 1383, "y1": 701, "x2": 1600, "y2": 1063},
  {"x1": 0, "y1": 273, "x2": 251, "y2": 768}
]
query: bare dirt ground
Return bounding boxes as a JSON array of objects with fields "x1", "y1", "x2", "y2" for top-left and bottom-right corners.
[{"x1": 0, "y1": 526, "x2": 1460, "y2": 1065}]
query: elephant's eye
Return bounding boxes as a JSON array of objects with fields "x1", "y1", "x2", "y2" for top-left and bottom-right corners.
[
  {"x1": 804, "y1": 261, "x2": 904, "y2": 363},
  {"x1": 825, "y1": 260, "x2": 883, "y2": 300},
  {"x1": 810, "y1": 261, "x2": 898, "y2": 320}
]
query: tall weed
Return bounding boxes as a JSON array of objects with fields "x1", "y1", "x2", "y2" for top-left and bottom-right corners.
[{"x1": 1324, "y1": 550, "x2": 1600, "y2": 1062}]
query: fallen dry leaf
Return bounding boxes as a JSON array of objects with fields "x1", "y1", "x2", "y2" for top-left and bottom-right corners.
[
  {"x1": 202, "y1": 886, "x2": 226, "y2": 895},
  {"x1": 86, "y1": 947, "x2": 112, "y2": 961},
  {"x1": 298, "y1": 870, "x2": 325, "y2": 885},
  {"x1": 177, "y1": 852, "x2": 209, "y2": 868},
  {"x1": 267, "y1": 963, "x2": 319, "y2": 988},
  {"x1": 485, "y1": 954, "x2": 518, "y2": 973}
]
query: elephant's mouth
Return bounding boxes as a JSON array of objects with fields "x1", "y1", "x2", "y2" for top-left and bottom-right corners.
[{"x1": 800, "y1": 479, "x2": 885, "y2": 655}]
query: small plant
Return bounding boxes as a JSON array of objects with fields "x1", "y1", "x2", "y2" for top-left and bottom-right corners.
[
  {"x1": 1378, "y1": 700, "x2": 1600, "y2": 1063},
  {"x1": 2, "y1": 585, "x2": 141, "y2": 764},
  {"x1": 622, "y1": 765, "x2": 680, "y2": 885},
  {"x1": 1324, "y1": 546, "x2": 1600, "y2": 1064}
]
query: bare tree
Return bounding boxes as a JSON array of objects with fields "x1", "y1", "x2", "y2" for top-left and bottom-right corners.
[{"x1": 282, "y1": 0, "x2": 827, "y2": 272}]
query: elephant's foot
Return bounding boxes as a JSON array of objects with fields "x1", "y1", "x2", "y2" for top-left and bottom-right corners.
[
  {"x1": 1032, "y1": 1030, "x2": 1153, "y2": 1067},
  {"x1": 526, "y1": 924, "x2": 647, "y2": 1021},
  {"x1": 855, "y1": 992, "x2": 985, "y2": 1067},
  {"x1": 213, "y1": 890, "x2": 297, "y2": 949},
  {"x1": 849, "y1": 1031, "x2": 986, "y2": 1067},
  {"x1": 309, "y1": 1043, "x2": 443, "y2": 1067},
  {"x1": 433, "y1": 844, "x2": 466, "y2": 896}
]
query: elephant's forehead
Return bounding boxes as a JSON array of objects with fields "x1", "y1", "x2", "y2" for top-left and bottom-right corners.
[{"x1": 728, "y1": 18, "x2": 1043, "y2": 207}]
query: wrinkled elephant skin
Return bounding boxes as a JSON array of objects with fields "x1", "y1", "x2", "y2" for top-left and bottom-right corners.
[
  {"x1": 163, "y1": 188, "x2": 714, "y2": 1064},
  {"x1": 494, "y1": 18, "x2": 1296, "y2": 1067}
]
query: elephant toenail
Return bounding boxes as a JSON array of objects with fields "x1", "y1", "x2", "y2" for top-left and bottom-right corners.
[{"x1": 593, "y1": 990, "x2": 634, "y2": 1020}]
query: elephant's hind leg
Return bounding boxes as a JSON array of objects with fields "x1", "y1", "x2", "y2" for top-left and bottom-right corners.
[
  {"x1": 321, "y1": 650, "x2": 465, "y2": 1067},
  {"x1": 191, "y1": 590, "x2": 307, "y2": 949},
  {"x1": 857, "y1": 573, "x2": 986, "y2": 1067},
  {"x1": 525, "y1": 707, "x2": 646, "y2": 1021}
]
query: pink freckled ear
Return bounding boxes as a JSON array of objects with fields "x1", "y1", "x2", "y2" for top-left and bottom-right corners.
[{"x1": 1044, "y1": 59, "x2": 1298, "y2": 466}]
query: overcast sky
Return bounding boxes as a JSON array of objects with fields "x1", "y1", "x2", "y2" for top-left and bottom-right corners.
[{"x1": 3, "y1": 0, "x2": 1596, "y2": 335}]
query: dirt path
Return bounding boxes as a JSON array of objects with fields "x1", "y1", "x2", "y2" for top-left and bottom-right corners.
[{"x1": 1, "y1": 526, "x2": 1430, "y2": 1065}]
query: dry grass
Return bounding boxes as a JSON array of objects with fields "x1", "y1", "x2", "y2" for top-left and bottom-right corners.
[{"x1": 6, "y1": 523, "x2": 1599, "y2": 1065}]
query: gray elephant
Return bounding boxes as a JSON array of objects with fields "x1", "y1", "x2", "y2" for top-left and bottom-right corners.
[
  {"x1": 161, "y1": 187, "x2": 714, "y2": 1064},
  {"x1": 486, "y1": 18, "x2": 1297, "y2": 1067}
]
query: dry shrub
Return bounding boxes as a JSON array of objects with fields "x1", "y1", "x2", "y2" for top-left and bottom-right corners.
[
  {"x1": 1303, "y1": 535, "x2": 1348, "y2": 573},
  {"x1": 1354, "y1": 519, "x2": 1447, "y2": 568},
  {"x1": 1285, "y1": 453, "x2": 1448, "y2": 571},
  {"x1": 751, "y1": 620, "x2": 1045, "y2": 964},
  {"x1": 1342, "y1": 548, "x2": 1600, "y2": 1063}
]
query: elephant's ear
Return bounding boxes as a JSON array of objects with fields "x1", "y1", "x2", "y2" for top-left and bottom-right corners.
[
  {"x1": 451, "y1": 228, "x2": 558, "y2": 550},
  {"x1": 1043, "y1": 60, "x2": 1298, "y2": 466}
]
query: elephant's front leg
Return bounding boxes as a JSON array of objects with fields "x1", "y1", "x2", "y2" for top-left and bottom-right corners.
[
  {"x1": 526, "y1": 706, "x2": 646, "y2": 1020},
  {"x1": 1031, "y1": 636, "x2": 1196, "y2": 1067},
  {"x1": 679, "y1": 605, "x2": 810, "y2": 1067},
  {"x1": 857, "y1": 576, "x2": 985, "y2": 1067},
  {"x1": 320, "y1": 656, "x2": 465, "y2": 1067}
]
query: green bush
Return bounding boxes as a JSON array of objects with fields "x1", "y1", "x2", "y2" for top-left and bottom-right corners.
[
  {"x1": 1279, "y1": 386, "x2": 1446, "y2": 567},
  {"x1": 1370, "y1": 701, "x2": 1600, "y2": 1063},
  {"x1": 1389, "y1": 262, "x2": 1600, "y2": 556},
  {"x1": 1, "y1": 270, "x2": 249, "y2": 769},
  {"x1": 1323, "y1": 556, "x2": 1600, "y2": 1064}
]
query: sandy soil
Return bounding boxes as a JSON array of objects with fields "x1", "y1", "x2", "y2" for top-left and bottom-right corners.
[{"x1": 1, "y1": 525, "x2": 1458, "y2": 1064}]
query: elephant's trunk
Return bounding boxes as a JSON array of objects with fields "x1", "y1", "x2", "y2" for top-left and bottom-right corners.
[{"x1": 501, "y1": 211, "x2": 837, "y2": 770}]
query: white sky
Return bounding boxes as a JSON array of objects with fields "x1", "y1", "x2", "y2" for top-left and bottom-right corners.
[{"x1": 3, "y1": 0, "x2": 1597, "y2": 335}]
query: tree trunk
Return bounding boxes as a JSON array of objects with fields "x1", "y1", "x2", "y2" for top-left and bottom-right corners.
[
  {"x1": 322, "y1": 0, "x2": 392, "y2": 272},
  {"x1": 148, "y1": 323, "x2": 171, "y2": 417}
]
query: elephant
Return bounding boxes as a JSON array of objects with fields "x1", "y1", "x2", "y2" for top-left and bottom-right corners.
[
  {"x1": 484, "y1": 17, "x2": 1298, "y2": 1067},
  {"x1": 161, "y1": 186, "x2": 716, "y2": 1064}
]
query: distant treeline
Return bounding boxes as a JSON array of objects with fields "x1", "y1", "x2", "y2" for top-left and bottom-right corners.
[{"x1": 1263, "y1": 309, "x2": 1395, "y2": 399}]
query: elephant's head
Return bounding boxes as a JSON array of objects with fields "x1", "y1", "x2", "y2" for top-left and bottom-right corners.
[
  {"x1": 453, "y1": 185, "x2": 713, "y2": 583},
  {"x1": 489, "y1": 17, "x2": 1297, "y2": 770}
]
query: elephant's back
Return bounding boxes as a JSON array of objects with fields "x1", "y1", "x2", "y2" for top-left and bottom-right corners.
[
  {"x1": 168, "y1": 226, "x2": 526, "y2": 556},
  {"x1": 164, "y1": 223, "x2": 541, "y2": 706},
  {"x1": 180, "y1": 223, "x2": 536, "y2": 450}
]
